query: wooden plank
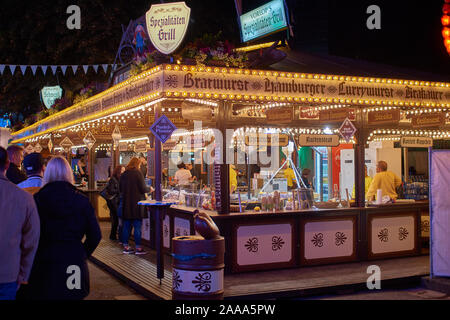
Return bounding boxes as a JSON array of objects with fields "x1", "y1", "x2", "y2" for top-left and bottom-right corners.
[{"x1": 92, "y1": 225, "x2": 429, "y2": 300}]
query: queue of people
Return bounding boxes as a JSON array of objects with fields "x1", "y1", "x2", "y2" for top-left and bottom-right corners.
[{"x1": 0, "y1": 146, "x2": 101, "y2": 300}]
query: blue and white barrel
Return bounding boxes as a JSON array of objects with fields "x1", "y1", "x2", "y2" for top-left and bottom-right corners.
[{"x1": 171, "y1": 235, "x2": 225, "y2": 300}]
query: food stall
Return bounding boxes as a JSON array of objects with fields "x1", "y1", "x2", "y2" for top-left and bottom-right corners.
[{"x1": 10, "y1": 63, "x2": 450, "y2": 273}]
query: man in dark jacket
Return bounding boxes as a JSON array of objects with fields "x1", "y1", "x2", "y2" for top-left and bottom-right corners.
[
  {"x1": 0, "y1": 147, "x2": 40, "y2": 300},
  {"x1": 119, "y1": 158, "x2": 150, "y2": 255},
  {"x1": 6, "y1": 145, "x2": 27, "y2": 184}
]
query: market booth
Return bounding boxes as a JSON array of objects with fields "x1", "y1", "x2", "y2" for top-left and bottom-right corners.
[{"x1": 10, "y1": 63, "x2": 450, "y2": 274}]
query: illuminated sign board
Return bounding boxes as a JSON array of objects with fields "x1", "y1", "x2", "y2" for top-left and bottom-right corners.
[
  {"x1": 40, "y1": 86, "x2": 63, "y2": 109},
  {"x1": 298, "y1": 134, "x2": 340, "y2": 147},
  {"x1": 400, "y1": 137, "x2": 433, "y2": 148},
  {"x1": 145, "y1": 1, "x2": 191, "y2": 54},
  {"x1": 240, "y1": 0, "x2": 288, "y2": 42}
]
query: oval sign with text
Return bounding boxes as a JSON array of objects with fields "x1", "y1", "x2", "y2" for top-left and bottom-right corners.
[{"x1": 145, "y1": 1, "x2": 191, "y2": 55}]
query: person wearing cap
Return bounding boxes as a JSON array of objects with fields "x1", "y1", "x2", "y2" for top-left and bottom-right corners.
[{"x1": 18, "y1": 153, "x2": 45, "y2": 192}]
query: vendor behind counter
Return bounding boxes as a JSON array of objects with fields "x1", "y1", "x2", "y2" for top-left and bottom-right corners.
[{"x1": 366, "y1": 160, "x2": 402, "y2": 201}]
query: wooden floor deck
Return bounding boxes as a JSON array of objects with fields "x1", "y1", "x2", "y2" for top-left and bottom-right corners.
[{"x1": 90, "y1": 237, "x2": 430, "y2": 300}]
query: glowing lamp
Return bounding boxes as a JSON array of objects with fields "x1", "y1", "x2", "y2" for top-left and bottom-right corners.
[
  {"x1": 443, "y1": 27, "x2": 450, "y2": 38},
  {"x1": 443, "y1": 15, "x2": 450, "y2": 26}
]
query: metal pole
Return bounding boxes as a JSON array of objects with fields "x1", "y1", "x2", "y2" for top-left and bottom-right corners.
[{"x1": 154, "y1": 104, "x2": 163, "y2": 282}]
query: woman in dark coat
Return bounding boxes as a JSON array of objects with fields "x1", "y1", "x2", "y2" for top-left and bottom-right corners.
[
  {"x1": 119, "y1": 157, "x2": 151, "y2": 255},
  {"x1": 105, "y1": 165, "x2": 124, "y2": 241},
  {"x1": 19, "y1": 156, "x2": 101, "y2": 300}
]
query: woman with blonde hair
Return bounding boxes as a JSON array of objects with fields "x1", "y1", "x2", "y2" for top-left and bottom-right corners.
[
  {"x1": 19, "y1": 156, "x2": 101, "y2": 300},
  {"x1": 119, "y1": 157, "x2": 151, "y2": 254}
]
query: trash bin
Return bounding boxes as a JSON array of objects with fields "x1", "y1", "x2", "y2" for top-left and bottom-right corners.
[{"x1": 171, "y1": 235, "x2": 225, "y2": 300}]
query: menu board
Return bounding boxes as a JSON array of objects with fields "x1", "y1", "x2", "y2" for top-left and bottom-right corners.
[
  {"x1": 411, "y1": 114, "x2": 445, "y2": 128},
  {"x1": 266, "y1": 106, "x2": 293, "y2": 124},
  {"x1": 368, "y1": 109, "x2": 400, "y2": 125}
]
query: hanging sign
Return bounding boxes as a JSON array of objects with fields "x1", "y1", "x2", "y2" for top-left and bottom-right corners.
[
  {"x1": 34, "y1": 143, "x2": 42, "y2": 153},
  {"x1": 145, "y1": 1, "x2": 191, "y2": 54},
  {"x1": 338, "y1": 118, "x2": 357, "y2": 143},
  {"x1": 135, "y1": 140, "x2": 148, "y2": 152},
  {"x1": 299, "y1": 107, "x2": 320, "y2": 120},
  {"x1": 400, "y1": 137, "x2": 433, "y2": 148},
  {"x1": 40, "y1": 86, "x2": 63, "y2": 109},
  {"x1": 150, "y1": 114, "x2": 177, "y2": 143},
  {"x1": 298, "y1": 134, "x2": 340, "y2": 147},
  {"x1": 411, "y1": 114, "x2": 445, "y2": 128},
  {"x1": 83, "y1": 131, "x2": 96, "y2": 150},
  {"x1": 239, "y1": 0, "x2": 288, "y2": 42},
  {"x1": 368, "y1": 109, "x2": 400, "y2": 125},
  {"x1": 244, "y1": 133, "x2": 289, "y2": 147},
  {"x1": 59, "y1": 136, "x2": 74, "y2": 152},
  {"x1": 266, "y1": 106, "x2": 293, "y2": 124},
  {"x1": 320, "y1": 108, "x2": 352, "y2": 123}
]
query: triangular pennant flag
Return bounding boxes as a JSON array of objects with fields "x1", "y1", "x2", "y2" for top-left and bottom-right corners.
[
  {"x1": 51, "y1": 66, "x2": 58, "y2": 75},
  {"x1": 20, "y1": 65, "x2": 27, "y2": 75},
  {"x1": 83, "y1": 65, "x2": 89, "y2": 74},
  {"x1": 61, "y1": 65, "x2": 68, "y2": 75},
  {"x1": 0, "y1": 65, "x2": 5, "y2": 75},
  {"x1": 102, "y1": 64, "x2": 109, "y2": 73},
  {"x1": 31, "y1": 65, "x2": 38, "y2": 75},
  {"x1": 71, "y1": 65, "x2": 78, "y2": 74},
  {"x1": 93, "y1": 65, "x2": 99, "y2": 73},
  {"x1": 41, "y1": 65, "x2": 48, "y2": 75},
  {"x1": 9, "y1": 65, "x2": 17, "y2": 75}
]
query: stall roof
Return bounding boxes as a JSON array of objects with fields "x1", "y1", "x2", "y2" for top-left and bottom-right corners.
[{"x1": 271, "y1": 48, "x2": 450, "y2": 82}]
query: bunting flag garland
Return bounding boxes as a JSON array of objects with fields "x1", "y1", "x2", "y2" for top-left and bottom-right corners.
[{"x1": 0, "y1": 63, "x2": 116, "y2": 77}]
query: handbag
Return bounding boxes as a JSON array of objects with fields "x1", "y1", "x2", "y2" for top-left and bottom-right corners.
[{"x1": 100, "y1": 183, "x2": 115, "y2": 201}]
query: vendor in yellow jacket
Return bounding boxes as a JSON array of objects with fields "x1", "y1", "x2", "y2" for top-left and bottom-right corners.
[
  {"x1": 230, "y1": 164, "x2": 238, "y2": 193},
  {"x1": 283, "y1": 162, "x2": 297, "y2": 190},
  {"x1": 366, "y1": 161, "x2": 402, "y2": 201},
  {"x1": 352, "y1": 165, "x2": 373, "y2": 199}
]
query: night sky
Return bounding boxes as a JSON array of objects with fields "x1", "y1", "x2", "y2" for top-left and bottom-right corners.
[{"x1": 0, "y1": 0, "x2": 448, "y2": 123}]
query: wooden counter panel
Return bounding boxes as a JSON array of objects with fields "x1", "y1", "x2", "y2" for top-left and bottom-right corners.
[
  {"x1": 300, "y1": 215, "x2": 358, "y2": 266},
  {"x1": 367, "y1": 211, "x2": 419, "y2": 260}
]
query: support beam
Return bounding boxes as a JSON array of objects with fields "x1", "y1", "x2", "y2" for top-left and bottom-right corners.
[{"x1": 354, "y1": 107, "x2": 367, "y2": 207}]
